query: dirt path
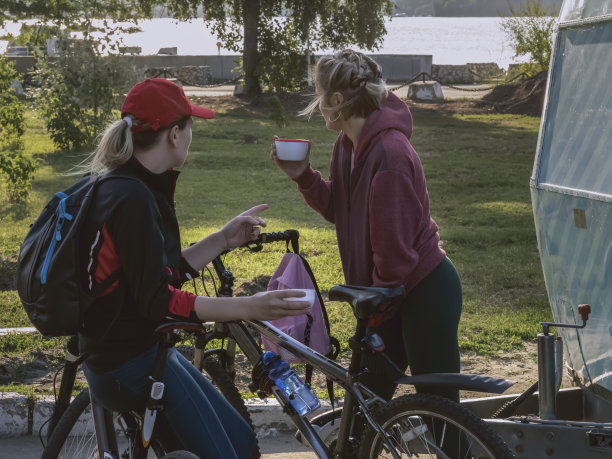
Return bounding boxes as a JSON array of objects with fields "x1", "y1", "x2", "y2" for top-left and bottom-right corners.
[{"x1": 0, "y1": 339, "x2": 574, "y2": 404}]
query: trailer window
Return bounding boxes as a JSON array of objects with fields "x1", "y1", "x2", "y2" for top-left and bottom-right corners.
[{"x1": 536, "y1": 23, "x2": 612, "y2": 197}]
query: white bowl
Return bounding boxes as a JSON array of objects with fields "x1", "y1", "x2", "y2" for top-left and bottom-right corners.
[
  {"x1": 283, "y1": 288, "x2": 316, "y2": 308},
  {"x1": 275, "y1": 138, "x2": 309, "y2": 161}
]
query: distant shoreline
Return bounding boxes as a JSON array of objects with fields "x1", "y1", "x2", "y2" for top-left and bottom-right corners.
[{"x1": 1, "y1": 17, "x2": 530, "y2": 68}]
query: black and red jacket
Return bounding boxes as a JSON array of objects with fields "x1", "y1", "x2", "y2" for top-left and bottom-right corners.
[{"x1": 79, "y1": 156, "x2": 198, "y2": 373}]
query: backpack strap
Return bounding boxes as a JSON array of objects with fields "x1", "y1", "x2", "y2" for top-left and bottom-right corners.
[
  {"x1": 298, "y1": 255, "x2": 333, "y2": 341},
  {"x1": 293, "y1": 251, "x2": 341, "y2": 409},
  {"x1": 76, "y1": 172, "x2": 143, "y2": 362}
]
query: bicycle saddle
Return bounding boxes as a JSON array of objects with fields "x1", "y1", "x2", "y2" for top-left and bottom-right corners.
[{"x1": 329, "y1": 285, "x2": 405, "y2": 320}]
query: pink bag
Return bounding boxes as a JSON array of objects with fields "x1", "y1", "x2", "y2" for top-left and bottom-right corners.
[{"x1": 263, "y1": 252, "x2": 333, "y2": 363}]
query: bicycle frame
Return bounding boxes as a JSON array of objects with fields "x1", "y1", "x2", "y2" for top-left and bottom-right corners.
[
  {"x1": 199, "y1": 316, "x2": 397, "y2": 458},
  {"x1": 189, "y1": 230, "x2": 515, "y2": 458}
]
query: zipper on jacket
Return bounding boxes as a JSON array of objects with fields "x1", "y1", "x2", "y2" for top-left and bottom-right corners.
[{"x1": 347, "y1": 153, "x2": 352, "y2": 213}]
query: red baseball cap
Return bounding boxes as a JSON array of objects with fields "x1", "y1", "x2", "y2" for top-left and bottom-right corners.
[{"x1": 121, "y1": 78, "x2": 215, "y2": 132}]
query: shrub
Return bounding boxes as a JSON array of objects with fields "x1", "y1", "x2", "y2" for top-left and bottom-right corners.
[
  {"x1": 34, "y1": 35, "x2": 141, "y2": 151},
  {"x1": 0, "y1": 152, "x2": 39, "y2": 202},
  {"x1": 0, "y1": 55, "x2": 37, "y2": 202},
  {"x1": 265, "y1": 94, "x2": 290, "y2": 128},
  {"x1": 0, "y1": 56, "x2": 25, "y2": 150},
  {"x1": 501, "y1": 0, "x2": 558, "y2": 76}
]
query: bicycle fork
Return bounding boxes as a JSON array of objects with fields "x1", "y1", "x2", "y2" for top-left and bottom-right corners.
[{"x1": 90, "y1": 396, "x2": 119, "y2": 458}]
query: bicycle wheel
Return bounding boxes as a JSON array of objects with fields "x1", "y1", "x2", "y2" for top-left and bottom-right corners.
[
  {"x1": 41, "y1": 388, "x2": 97, "y2": 459},
  {"x1": 42, "y1": 388, "x2": 172, "y2": 459},
  {"x1": 161, "y1": 451, "x2": 200, "y2": 459},
  {"x1": 359, "y1": 393, "x2": 514, "y2": 459}
]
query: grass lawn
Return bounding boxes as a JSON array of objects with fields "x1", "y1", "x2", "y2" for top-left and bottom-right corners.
[{"x1": 0, "y1": 99, "x2": 551, "y2": 363}]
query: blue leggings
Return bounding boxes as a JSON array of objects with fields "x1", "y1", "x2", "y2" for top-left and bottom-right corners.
[{"x1": 83, "y1": 345, "x2": 256, "y2": 458}]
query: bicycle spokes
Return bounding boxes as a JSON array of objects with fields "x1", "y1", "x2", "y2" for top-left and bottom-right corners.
[{"x1": 374, "y1": 414, "x2": 478, "y2": 459}]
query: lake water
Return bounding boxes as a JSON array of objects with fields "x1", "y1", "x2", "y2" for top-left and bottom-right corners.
[{"x1": 1, "y1": 17, "x2": 528, "y2": 69}]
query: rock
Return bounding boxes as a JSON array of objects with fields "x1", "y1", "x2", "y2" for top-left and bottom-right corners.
[
  {"x1": 176, "y1": 66, "x2": 212, "y2": 86},
  {"x1": 157, "y1": 47, "x2": 178, "y2": 55},
  {"x1": 233, "y1": 83, "x2": 247, "y2": 96},
  {"x1": 144, "y1": 67, "x2": 176, "y2": 79},
  {"x1": 119, "y1": 46, "x2": 142, "y2": 55},
  {"x1": 243, "y1": 134, "x2": 259, "y2": 144},
  {"x1": 407, "y1": 81, "x2": 444, "y2": 101},
  {"x1": 5, "y1": 46, "x2": 28, "y2": 56},
  {"x1": 9, "y1": 80, "x2": 24, "y2": 97},
  {"x1": 431, "y1": 63, "x2": 504, "y2": 85}
]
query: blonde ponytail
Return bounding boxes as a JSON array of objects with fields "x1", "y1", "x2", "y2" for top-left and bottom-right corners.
[{"x1": 71, "y1": 118, "x2": 134, "y2": 176}]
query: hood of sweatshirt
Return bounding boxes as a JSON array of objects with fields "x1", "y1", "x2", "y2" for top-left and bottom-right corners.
[{"x1": 342, "y1": 91, "x2": 413, "y2": 166}]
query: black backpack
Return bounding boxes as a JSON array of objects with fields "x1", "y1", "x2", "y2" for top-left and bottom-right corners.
[{"x1": 17, "y1": 174, "x2": 135, "y2": 336}]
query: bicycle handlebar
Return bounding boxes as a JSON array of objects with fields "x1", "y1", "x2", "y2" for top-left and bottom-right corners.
[{"x1": 229, "y1": 229, "x2": 300, "y2": 255}]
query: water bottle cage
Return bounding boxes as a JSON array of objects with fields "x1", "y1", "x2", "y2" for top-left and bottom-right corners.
[{"x1": 250, "y1": 355, "x2": 278, "y2": 397}]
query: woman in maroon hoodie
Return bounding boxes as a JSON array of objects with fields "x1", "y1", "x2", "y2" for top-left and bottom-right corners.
[{"x1": 271, "y1": 49, "x2": 463, "y2": 404}]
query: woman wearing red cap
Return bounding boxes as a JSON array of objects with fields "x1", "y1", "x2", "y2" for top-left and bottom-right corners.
[{"x1": 78, "y1": 79, "x2": 310, "y2": 457}]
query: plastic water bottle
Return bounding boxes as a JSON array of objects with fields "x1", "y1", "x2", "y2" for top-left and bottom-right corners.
[{"x1": 262, "y1": 351, "x2": 320, "y2": 416}]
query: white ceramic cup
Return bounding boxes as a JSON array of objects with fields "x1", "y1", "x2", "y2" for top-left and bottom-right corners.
[
  {"x1": 275, "y1": 138, "x2": 309, "y2": 161},
  {"x1": 283, "y1": 288, "x2": 316, "y2": 308}
]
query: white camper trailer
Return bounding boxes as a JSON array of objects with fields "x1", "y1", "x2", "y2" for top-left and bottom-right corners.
[
  {"x1": 465, "y1": 1, "x2": 612, "y2": 457},
  {"x1": 532, "y1": 0, "x2": 612, "y2": 413}
]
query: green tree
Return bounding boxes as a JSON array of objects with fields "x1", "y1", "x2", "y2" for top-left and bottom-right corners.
[
  {"x1": 0, "y1": 56, "x2": 37, "y2": 202},
  {"x1": 34, "y1": 34, "x2": 141, "y2": 150},
  {"x1": 501, "y1": 0, "x2": 558, "y2": 75},
  {"x1": 4, "y1": 2, "x2": 142, "y2": 150},
  {"x1": 5, "y1": 1, "x2": 394, "y2": 97},
  {"x1": 158, "y1": 0, "x2": 394, "y2": 96}
]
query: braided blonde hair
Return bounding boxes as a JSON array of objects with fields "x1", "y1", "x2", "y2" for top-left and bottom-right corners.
[{"x1": 301, "y1": 49, "x2": 388, "y2": 120}]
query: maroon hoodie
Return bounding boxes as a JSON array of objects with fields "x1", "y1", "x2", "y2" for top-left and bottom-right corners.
[{"x1": 295, "y1": 92, "x2": 445, "y2": 300}]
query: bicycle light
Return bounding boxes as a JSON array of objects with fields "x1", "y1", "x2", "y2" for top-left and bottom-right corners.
[
  {"x1": 150, "y1": 381, "x2": 165, "y2": 400},
  {"x1": 363, "y1": 333, "x2": 385, "y2": 353}
]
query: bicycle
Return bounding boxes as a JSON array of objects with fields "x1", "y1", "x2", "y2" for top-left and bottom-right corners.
[
  {"x1": 177, "y1": 229, "x2": 517, "y2": 458},
  {"x1": 40, "y1": 327, "x2": 255, "y2": 458},
  {"x1": 43, "y1": 229, "x2": 517, "y2": 458}
]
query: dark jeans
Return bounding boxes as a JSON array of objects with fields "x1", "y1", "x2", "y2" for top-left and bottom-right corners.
[
  {"x1": 361, "y1": 256, "x2": 463, "y2": 402},
  {"x1": 84, "y1": 345, "x2": 256, "y2": 458}
]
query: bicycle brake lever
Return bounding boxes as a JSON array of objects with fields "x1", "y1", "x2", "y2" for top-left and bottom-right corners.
[{"x1": 246, "y1": 242, "x2": 263, "y2": 252}]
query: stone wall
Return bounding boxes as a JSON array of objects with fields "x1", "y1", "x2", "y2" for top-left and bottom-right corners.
[
  {"x1": 6, "y1": 54, "x2": 431, "y2": 83},
  {"x1": 144, "y1": 65, "x2": 213, "y2": 86},
  {"x1": 431, "y1": 63, "x2": 504, "y2": 84}
]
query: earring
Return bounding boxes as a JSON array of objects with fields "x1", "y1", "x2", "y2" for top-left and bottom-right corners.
[{"x1": 327, "y1": 111, "x2": 342, "y2": 123}]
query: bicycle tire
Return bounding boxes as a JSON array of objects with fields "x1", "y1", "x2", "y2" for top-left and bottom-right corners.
[
  {"x1": 359, "y1": 393, "x2": 515, "y2": 459},
  {"x1": 42, "y1": 388, "x2": 172, "y2": 459},
  {"x1": 45, "y1": 361, "x2": 80, "y2": 442},
  {"x1": 41, "y1": 388, "x2": 96, "y2": 459},
  {"x1": 201, "y1": 356, "x2": 261, "y2": 458}
]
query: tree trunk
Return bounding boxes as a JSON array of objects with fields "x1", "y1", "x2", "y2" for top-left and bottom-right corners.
[{"x1": 242, "y1": 0, "x2": 261, "y2": 97}]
